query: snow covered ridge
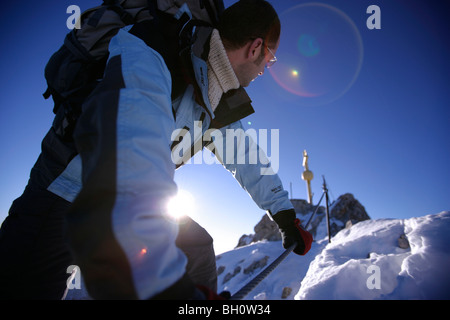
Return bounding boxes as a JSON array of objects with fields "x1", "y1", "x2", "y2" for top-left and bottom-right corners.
[
  {"x1": 65, "y1": 211, "x2": 450, "y2": 299},
  {"x1": 217, "y1": 211, "x2": 450, "y2": 300}
]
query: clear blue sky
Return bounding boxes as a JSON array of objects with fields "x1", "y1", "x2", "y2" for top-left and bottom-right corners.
[{"x1": 0, "y1": 0, "x2": 449, "y2": 254}]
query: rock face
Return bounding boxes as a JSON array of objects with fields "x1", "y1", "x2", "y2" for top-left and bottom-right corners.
[
  {"x1": 308, "y1": 193, "x2": 371, "y2": 238},
  {"x1": 398, "y1": 233, "x2": 410, "y2": 249},
  {"x1": 253, "y1": 215, "x2": 280, "y2": 242},
  {"x1": 236, "y1": 193, "x2": 370, "y2": 247},
  {"x1": 330, "y1": 193, "x2": 370, "y2": 226},
  {"x1": 291, "y1": 199, "x2": 325, "y2": 217},
  {"x1": 281, "y1": 287, "x2": 292, "y2": 299},
  {"x1": 243, "y1": 256, "x2": 269, "y2": 274},
  {"x1": 236, "y1": 215, "x2": 279, "y2": 247}
]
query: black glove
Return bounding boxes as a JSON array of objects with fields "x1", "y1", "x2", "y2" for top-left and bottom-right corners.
[{"x1": 272, "y1": 209, "x2": 313, "y2": 255}]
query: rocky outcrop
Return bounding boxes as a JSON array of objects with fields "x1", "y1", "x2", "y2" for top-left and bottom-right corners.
[
  {"x1": 236, "y1": 193, "x2": 370, "y2": 247},
  {"x1": 236, "y1": 215, "x2": 279, "y2": 247},
  {"x1": 243, "y1": 256, "x2": 269, "y2": 274},
  {"x1": 330, "y1": 193, "x2": 370, "y2": 226},
  {"x1": 222, "y1": 266, "x2": 241, "y2": 284},
  {"x1": 291, "y1": 199, "x2": 325, "y2": 217},
  {"x1": 308, "y1": 193, "x2": 370, "y2": 238},
  {"x1": 236, "y1": 199, "x2": 324, "y2": 247},
  {"x1": 281, "y1": 287, "x2": 292, "y2": 299},
  {"x1": 398, "y1": 233, "x2": 410, "y2": 249},
  {"x1": 220, "y1": 255, "x2": 270, "y2": 285}
]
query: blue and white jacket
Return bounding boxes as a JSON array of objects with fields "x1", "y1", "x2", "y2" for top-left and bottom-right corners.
[{"x1": 47, "y1": 28, "x2": 293, "y2": 299}]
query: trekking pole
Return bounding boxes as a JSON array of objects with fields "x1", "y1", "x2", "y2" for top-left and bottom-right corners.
[
  {"x1": 304, "y1": 191, "x2": 325, "y2": 230},
  {"x1": 229, "y1": 242, "x2": 297, "y2": 300},
  {"x1": 322, "y1": 175, "x2": 331, "y2": 243}
]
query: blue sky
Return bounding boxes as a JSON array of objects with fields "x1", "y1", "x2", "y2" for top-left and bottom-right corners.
[{"x1": 0, "y1": 0, "x2": 449, "y2": 255}]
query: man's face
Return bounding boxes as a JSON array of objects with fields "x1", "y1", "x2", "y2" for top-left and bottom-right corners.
[{"x1": 241, "y1": 38, "x2": 280, "y2": 87}]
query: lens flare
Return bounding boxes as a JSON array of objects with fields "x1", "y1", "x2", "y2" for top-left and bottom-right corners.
[
  {"x1": 167, "y1": 189, "x2": 196, "y2": 219},
  {"x1": 298, "y1": 34, "x2": 320, "y2": 57},
  {"x1": 269, "y1": 3, "x2": 364, "y2": 107}
]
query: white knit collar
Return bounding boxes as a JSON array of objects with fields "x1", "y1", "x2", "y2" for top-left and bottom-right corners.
[{"x1": 207, "y1": 29, "x2": 240, "y2": 111}]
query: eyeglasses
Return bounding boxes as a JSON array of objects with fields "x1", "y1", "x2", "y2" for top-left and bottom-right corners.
[{"x1": 265, "y1": 46, "x2": 277, "y2": 69}]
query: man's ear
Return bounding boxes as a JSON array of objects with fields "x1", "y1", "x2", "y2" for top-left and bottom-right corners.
[{"x1": 247, "y1": 37, "x2": 264, "y2": 61}]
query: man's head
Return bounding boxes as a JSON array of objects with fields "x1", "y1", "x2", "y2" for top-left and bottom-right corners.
[{"x1": 218, "y1": 0, "x2": 281, "y2": 87}]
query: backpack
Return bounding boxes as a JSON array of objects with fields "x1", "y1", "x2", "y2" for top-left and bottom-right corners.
[{"x1": 43, "y1": 0, "x2": 225, "y2": 141}]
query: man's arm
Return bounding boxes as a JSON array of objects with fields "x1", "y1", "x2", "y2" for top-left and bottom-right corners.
[
  {"x1": 206, "y1": 120, "x2": 293, "y2": 215},
  {"x1": 207, "y1": 120, "x2": 312, "y2": 255},
  {"x1": 67, "y1": 30, "x2": 192, "y2": 299}
]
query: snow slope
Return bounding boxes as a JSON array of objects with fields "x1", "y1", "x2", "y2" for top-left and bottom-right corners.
[
  {"x1": 296, "y1": 211, "x2": 450, "y2": 299},
  {"x1": 217, "y1": 211, "x2": 450, "y2": 300},
  {"x1": 65, "y1": 211, "x2": 450, "y2": 299}
]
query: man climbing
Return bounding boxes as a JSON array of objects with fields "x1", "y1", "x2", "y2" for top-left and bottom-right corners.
[{"x1": 0, "y1": 0, "x2": 312, "y2": 300}]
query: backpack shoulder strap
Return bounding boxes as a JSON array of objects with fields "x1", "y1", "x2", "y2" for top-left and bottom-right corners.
[{"x1": 156, "y1": 0, "x2": 224, "y2": 26}]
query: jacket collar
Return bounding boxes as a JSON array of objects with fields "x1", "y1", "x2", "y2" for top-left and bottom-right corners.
[
  {"x1": 190, "y1": 27, "x2": 255, "y2": 129},
  {"x1": 207, "y1": 29, "x2": 240, "y2": 111}
]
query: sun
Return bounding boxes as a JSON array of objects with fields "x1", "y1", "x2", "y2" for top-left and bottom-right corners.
[{"x1": 166, "y1": 189, "x2": 196, "y2": 219}]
